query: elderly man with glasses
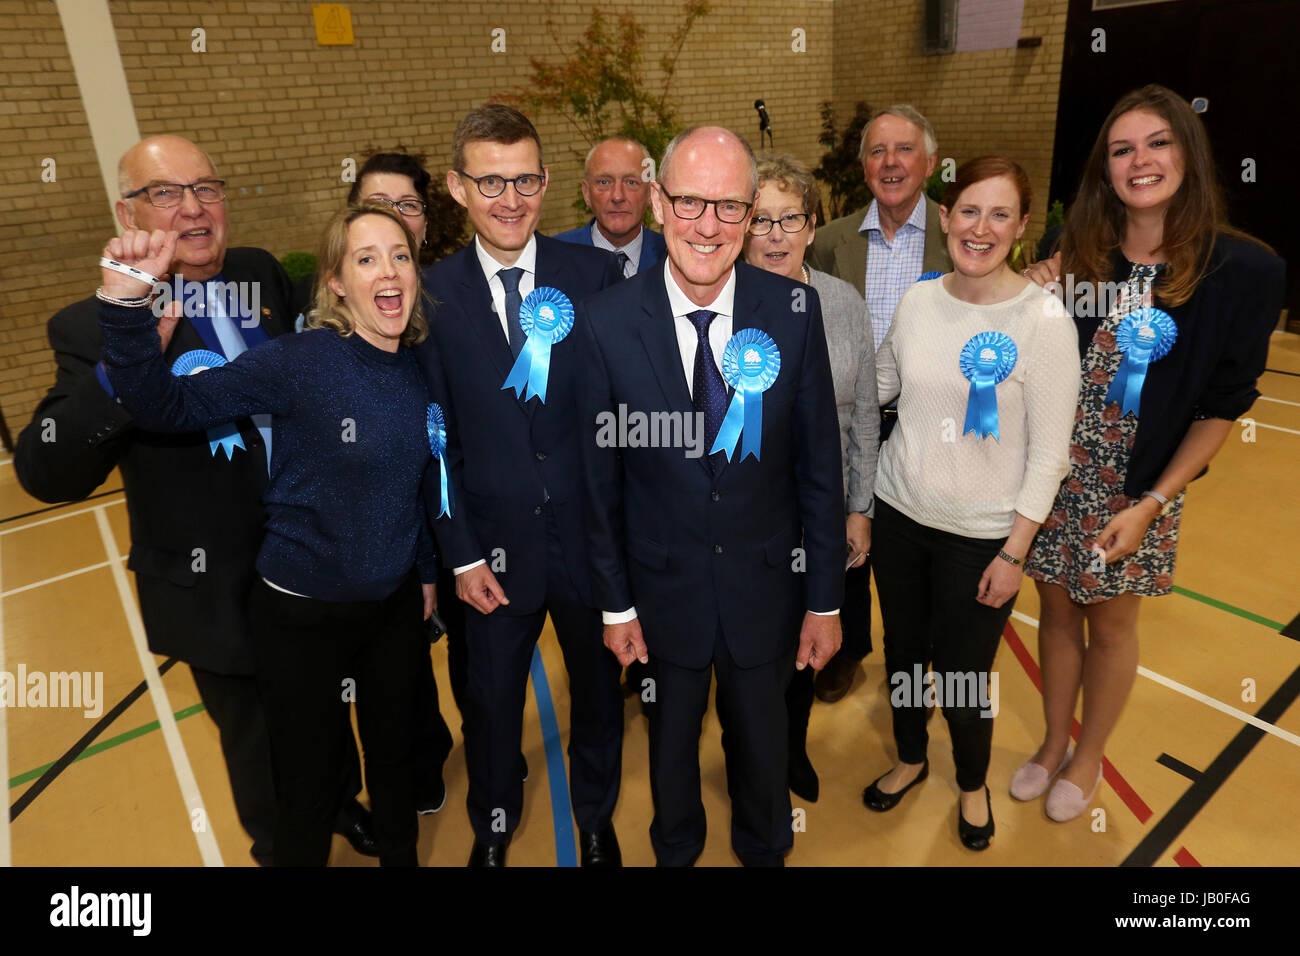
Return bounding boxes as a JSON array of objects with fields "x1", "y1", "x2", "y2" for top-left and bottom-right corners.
[{"x1": 13, "y1": 134, "x2": 383, "y2": 865}]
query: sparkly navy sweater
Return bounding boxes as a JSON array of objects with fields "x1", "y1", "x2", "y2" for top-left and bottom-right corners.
[{"x1": 99, "y1": 302, "x2": 437, "y2": 601}]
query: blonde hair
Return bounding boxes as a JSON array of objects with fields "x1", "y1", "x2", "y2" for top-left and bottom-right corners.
[{"x1": 307, "y1": 202, "x2": 428, "y2": 348}]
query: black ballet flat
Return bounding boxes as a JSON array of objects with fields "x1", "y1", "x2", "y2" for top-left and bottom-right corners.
[
  {"x1": 958, "y1": 786, "x2": 995, "y2": 851},
  {"x1": 862, "y1": 760, "x2": 929, "y2": 812}
]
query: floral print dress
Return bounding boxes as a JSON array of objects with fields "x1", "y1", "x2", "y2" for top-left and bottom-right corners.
[{"x1": 1025, "y1": 263, "x2": 1183, "y2": 604}]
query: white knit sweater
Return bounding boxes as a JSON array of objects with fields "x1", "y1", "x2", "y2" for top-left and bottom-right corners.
[{"x1": 875, "y1": 277, "x2": 1081, "y2": 538}]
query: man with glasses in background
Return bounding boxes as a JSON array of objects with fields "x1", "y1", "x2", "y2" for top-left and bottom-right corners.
[
  {"x1": 417, "y1": 104, "x2": 625, "y2": 867},
  {"x1": 553, "y1": 137, "x2": 667, "y2": 278},
  {"x1": 12, "y1": 134, "x2": 356, "y2": 865},
  {"x1": 579, "y1": 126, "x2": 844, "y2": 866}
]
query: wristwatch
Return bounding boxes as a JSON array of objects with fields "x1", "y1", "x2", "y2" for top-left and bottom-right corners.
[{"x1": 997, "y1": 549, "x2": 1023, "y2": 567}]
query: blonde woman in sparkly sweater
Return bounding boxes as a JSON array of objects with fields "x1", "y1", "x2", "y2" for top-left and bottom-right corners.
[{"x1": 862, "y1": 157, "x2": 1080, "y2": 851}]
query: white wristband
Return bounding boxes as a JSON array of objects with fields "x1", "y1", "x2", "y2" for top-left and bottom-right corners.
[{"x1": 99, "y1": 257, "x2": 160, "y2": 288}]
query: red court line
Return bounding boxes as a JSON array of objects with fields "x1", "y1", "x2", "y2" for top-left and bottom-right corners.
[
  {"x1": 1002, "y1": 622, "x2": 1154, "y2": 824},
  {"x1": 1174, "y1": 847, "x2": 1201, "y2": 867}
]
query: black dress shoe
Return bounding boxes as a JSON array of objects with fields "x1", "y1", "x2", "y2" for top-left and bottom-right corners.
[
  {"x1": 788, "y1": 749, "x2": 820, "y2": 803},
  {"x1": 417, "y1": 778, "x2": 446, "y2": 815},
  {"x1": 813, "y1": 655, "x2": 860, "y2": 703},
  {"x1": 862, "y1": 759, "x2": 929, "y2": 812},
  {"x1": 334, "y1": 799, "x2": 380, "y2": 857},
  {"x1": 468, "y1": 838, "x2": 509, "y2": 867},
  {"x1": 958, "y1": 786, "x2": 995, "y2": 851},
  {"x1": 579, "y1": 824, "x2": 622, "y2": 867}
]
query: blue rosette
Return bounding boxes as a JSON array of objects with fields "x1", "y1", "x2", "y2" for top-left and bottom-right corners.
[
  {"x1": 917, "y1": 270, "x2": 943, "y2": 281},
  {"x1": 959, "y1": 332, "x2": 1018, "y2": 441},
  {"x1": 1105, "y1": 307, "x2": 1177, "y2": 417},
  {"x1": 502, "y1": 286, "x2": 575, "y2": 403},
  {"x1": 426, "y1": 402, "x2": 454, "y2": 518},
  {"x1": 712, "y1": 329, "x2": 781, "y2": 462},
  {"x1": 170, "y1": 349, "x2": 245, "y2": 459}
]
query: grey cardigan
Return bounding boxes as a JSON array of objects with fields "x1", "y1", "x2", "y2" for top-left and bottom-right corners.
[{"x1": 808, "y1": 266, "x2": 878, "y2": 517}]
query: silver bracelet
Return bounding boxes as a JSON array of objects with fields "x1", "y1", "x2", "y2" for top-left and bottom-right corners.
[
  {"x1": 99, "y1": 257, "x2": 160, "y2": 288},
  {"x1": 1141, "y1": 490, "x2": 1169, "y2": 507},
  {"x1": 95, "y1": 286, "x2": 153, "y2": 308}
]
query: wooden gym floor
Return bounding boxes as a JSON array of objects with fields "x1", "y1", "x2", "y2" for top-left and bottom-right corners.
[{"x1": 3, "y1": 333, "x2": 1298, "y2": 867}]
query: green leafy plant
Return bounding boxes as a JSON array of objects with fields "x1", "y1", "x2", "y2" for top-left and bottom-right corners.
[
  {"x1": 811, "y1": 101, "x2": 874, "y2": 222},
  {"x1": 1046, "y1": 199, "x2": 1065, "y2": 230},
  {"x1": 497, "y1": 0, "x2": 712, "y2": 215},
  {"x1": 279, "y1": 251, "x2": 317, "y2": 284}
]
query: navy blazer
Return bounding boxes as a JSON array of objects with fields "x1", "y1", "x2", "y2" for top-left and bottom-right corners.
[
  {"x1": 579, "y1": 260, "x2": 845, "y2": 669},
  {"x1": 417, "y1": 233, "x2": 622, "y2": 614},
  {"x1": 551, "y1": 219, "x2": 667, "y2": 275}
]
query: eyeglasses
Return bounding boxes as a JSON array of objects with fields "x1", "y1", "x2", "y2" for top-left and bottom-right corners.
[
  {"x1": 660, "y1": 191, "x2": 752, "y2": 224},
  {"x1": 455, "y1": 170, "x2": 545, "y2": 198},
  {"x1": 123, "y1": 180, "x2": 226, "y2": 207},
  {"x1": 366, "y1": 195, "x2": 427, "y2": 218},
  {"x1": 748, "y1": 213, "x2": 811, "y2": 236}
]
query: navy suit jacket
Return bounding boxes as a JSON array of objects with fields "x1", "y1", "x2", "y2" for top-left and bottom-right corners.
[
  {"x1": 417, "y1": 233, "x2": 622, "y2": 614},
  {"x1": 552, "y1": 219, "x2": 667, "y2": 275},
  {"x1": 579, "y1": 260, "x2": 845, "y2": 669}
]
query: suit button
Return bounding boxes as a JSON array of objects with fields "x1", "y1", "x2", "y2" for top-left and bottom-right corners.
[
  {"x1": 714, "y1": 544, "x2": 723, "y2": 554},
  {"x1": 534, "y1": 506, "x2": 543, "y2": 516},
  {"x1": 535, "y1": 451, "x2": 547, "y2": 460},
  {"x1": 711, "y1": 491, "x2": 720, "y2": 501}
]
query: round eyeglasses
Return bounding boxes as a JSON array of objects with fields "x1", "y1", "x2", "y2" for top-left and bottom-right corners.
[
  {"x1": 748, "y1": 213, "x2": 811, "y2": 236},
  {"x1": 660, "y1": 191, "x2": 752, "y2": 224},
  {"x1": 456, "y1": 170, "x2": 545, "y2": 198}
]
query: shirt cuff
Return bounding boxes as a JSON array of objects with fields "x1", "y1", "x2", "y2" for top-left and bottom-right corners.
[
  {"x1": 602, "y1": 607, "x2": 638, "y2": 625},
  {"x1": 810, "y1": 608, "x2": 839, "y2": 616},
  {"x1": 452, "y1": 559, "x2": 486, "y2": 575}
]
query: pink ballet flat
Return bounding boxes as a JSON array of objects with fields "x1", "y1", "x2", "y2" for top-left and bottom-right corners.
[
  {"x1": 1045, "y1": 765, "x2": 1103, "y2": 822},
  {"x1": 1009, "y1": 750, "x2": 1071, "y2": 802}
]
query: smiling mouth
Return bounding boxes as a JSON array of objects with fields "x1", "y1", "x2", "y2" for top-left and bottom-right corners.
[
  {"x1": 1129, "y1": 175, "x2": 1163, "y2": 187},
  {"x1": 764, "y1": 251, "x2": 788, "y2": 261},
  {"x1": 179, "y1": 228, "x2": 211, "y2": 240},
  {"x1": 374, "y1": 289, "x2": 404, "y2": 316},
  {"x1": 689, "y1": 242, "x2": 720, "y2": 254},
  {"x1": 879, "y1": 176, "x2": 905, "y2": 185},
  {"x1": 961, "y1": 240, "x2": 993, "y2": 254},
  {"x1": 493, "y1": 214, "x2": 524, "y2": 225}
]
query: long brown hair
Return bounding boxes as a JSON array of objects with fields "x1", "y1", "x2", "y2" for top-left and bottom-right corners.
[
  {"x1": 1060, "y1": 84, "x2": 1268, "y2": 307},
  {"x1": 306, "y1": 202, "x2": 428, "y2": 348}
]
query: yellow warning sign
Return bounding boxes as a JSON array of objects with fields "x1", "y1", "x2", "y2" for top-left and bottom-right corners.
[{"x1": 313, "y1": 4, "x2": 354, "y2": 46}]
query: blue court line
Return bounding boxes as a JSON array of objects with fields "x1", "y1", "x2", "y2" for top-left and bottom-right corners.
[{"x1": 529, "y1": 646, "x2": 577, "y2": 866}]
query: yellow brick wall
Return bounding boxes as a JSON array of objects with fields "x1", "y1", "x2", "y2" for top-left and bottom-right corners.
[
  {"x1": 831, "y1": 0, "x2": 1070, "y2": 246},
  {"x1": 0, "y1": 0, "x2": 835, "y2": 428}
]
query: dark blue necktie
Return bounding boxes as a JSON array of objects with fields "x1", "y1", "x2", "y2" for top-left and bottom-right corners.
[
  {"x1": 688, "y1": 309, "x2": 727, "y2": 466},
  {"x1": 498, "y1": 267, "x2": 525, "y2": 357},
  {"x1": 615, "y1": 251, "x2": 631, "y2": 278}
]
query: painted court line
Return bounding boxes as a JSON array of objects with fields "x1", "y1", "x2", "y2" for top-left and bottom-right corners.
[
  {"x1": 0, "y1": 495, "x2": 125, "y2": 536},
  {"x1": 94, "y1": 506, "x2": 223, "y2": 866},
  {"x1": 1, "y1": 559, "x2": 122, "y2": 599},
  {"x1": 1258, "y1": 395, "x2": 1300, "y2": 408},
  {"x1": 1008, "y1": 610, "x2": 1300, "y2": 749},
  {"x1": 1240, "y1": 419, "x2": 1300, "y2": 436},
  {"x1": 0, "y1": 536, "x2": 12, "y2": 865}
]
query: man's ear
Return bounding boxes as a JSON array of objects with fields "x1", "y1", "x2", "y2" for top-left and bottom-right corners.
[
  {"x1": 446, "y1": 170, "x2": 468, "y2": 209},
  {"x1": 115, "y1": 199, "x2": 135, "y2": 231},
  {"x1": 649, "y1": 182, "x2": 666, "y2": 227},
  {"x1": 925, "y1": 151, "x2": 938, "y2": 179},
  {"x1": 580, "y1": 179, "x2": 593, "y2": 213}
]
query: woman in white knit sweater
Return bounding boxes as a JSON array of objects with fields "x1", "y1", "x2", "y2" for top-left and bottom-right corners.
[{"x1": 862, "y1": 157, "x2": 1080, "y2": 850}]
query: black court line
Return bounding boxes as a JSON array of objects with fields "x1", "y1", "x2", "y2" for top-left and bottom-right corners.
[
  {"x1": 1123, "y1": 660, "x2": 1300, "y2": 866},
  {"x1": 8, "y1": 658, "x2": 176, "y2": 822},
  {"x1": 1281, "y1": 611, "x2": 1300, "y2": 642},
  {"x1": 1, "y1": 487, "x2": 124, "y2": 526},
  {"x1": 1263, "y1": 367, "x2": 1300, "y2": 378},
  {"x1": 1156, "y1": 753, "x2": 1201, "y2": 782}
]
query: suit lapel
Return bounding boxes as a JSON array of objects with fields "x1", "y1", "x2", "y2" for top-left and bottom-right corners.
[
  {"x1": 838, "y1": 230, "x2": 867, "y2": 298},
  {"x1": 456, "y1": 246, "x2": 518, "y2": 395},
  {"x1": 921, "y1": 196, "x2": 953, "y2": 275},
  {"x1": 637, "y1": 262, "x2": 695, "y2": 427}
]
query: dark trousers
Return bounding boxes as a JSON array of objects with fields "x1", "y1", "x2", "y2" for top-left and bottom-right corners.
[
  {"x1": 463, "y1": 508, "x2": 623, "y2": 844},
  {"x1": 189, "y1": 666, "x2": 277, "y2": 866},
  {"x1": 648, "y1": 629, "x2": 797, "y2": 866},
  {"x1": 872, "y1": 500, "x2": 1013, "y2": 792},
  {"x1": 249, "y1": 575, "x2": 426, "y2": 866}
]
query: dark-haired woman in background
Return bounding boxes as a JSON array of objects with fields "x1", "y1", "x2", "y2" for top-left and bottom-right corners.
[{"x1": 1017, "y1": 85, "x2": 1286, "y2": 822}]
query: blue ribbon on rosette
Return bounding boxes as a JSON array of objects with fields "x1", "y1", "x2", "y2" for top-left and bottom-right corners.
[
  {"x1": 917, "y1": 271, "x2": 943, "y2": 281},
  {"x1": 959, "y1": 332, "x2": 1018, "y2": 441},
  {"x1": 1105, "y1": 307, "x2": 1177, "y2": 417},
  {"x1": 502, "y1": 286, "x2": 574, "y2": 403},
  {"x1": 426, "y1": 402, "x2": 454, "y2": 518},
  {"x1": 170, "y1": 350, "x2": 245, "y2": 459},
  {"x1": 712, "y1": 329, "x2": 781, "y2": 462}
]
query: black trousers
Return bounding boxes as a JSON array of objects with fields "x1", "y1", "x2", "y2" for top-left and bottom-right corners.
[
  {"x1": 249, "y1": 574, "x2": 426, "y2": 866},
  {"x1": 648, "y1": 629, "x2": 798, "y2": 867},
  {"x1": 463, "y1": 507, "x2": 623, "y2": 844},
  {"x1": 188, "y1": 666, "x2": 276, "y2": 866},
  {"x1": 872, "y1": 500, "x2": 1013, "y2": 792}
]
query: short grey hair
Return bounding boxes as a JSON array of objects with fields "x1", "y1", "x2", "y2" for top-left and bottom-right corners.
[
  {"x1": 658, "y1": 126, "x2": 758, "y2": 196},
  {"x1": 583, "y1": 136, "x2": 651, "y2": 178},
  {"x1": 858, "y1": 105, "x2": 938, "y2": 164}
]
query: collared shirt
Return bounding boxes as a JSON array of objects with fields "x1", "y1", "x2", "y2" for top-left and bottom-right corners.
[
  {"x1": 862, "y1": 195, "x2": 927, "y2": 350},
  {"x1": 603, "y1": 263, "x2": 836, "y2": 624},
  {"x1": 474, "y1": 233, "x2": 537, "y2": 341},
  {"x1": 590, "y1": 221, "x2": 645, "y2": 278}
]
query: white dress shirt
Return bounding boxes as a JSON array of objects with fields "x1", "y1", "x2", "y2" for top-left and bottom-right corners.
[
  {"x1": 604, "y1": 264, "x2": 836, "y2": 624},
  {"x1": 590, "y1": 221, "x2": 645, "y2": 278}
]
